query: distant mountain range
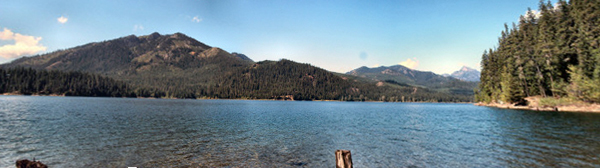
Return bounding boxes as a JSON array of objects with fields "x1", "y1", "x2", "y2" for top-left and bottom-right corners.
[
  {"x1": 346, "y1": 65, "x2": 478, "y2": 96},
  {"x1": 446, "y1": 66, "x2": 480, "y2": 82},
  {"x1": 1, "y1": 32, "x2": 474, "y2": 102}
]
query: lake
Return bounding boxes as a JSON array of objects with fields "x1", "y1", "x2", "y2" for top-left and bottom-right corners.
[{"x1": 1, "y1": 96, "x2": 599, "y2": 167}]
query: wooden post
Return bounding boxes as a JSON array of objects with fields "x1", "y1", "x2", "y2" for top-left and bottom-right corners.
[{"x1": 335, "y1": 150, "x2": 352, "y2": 168}]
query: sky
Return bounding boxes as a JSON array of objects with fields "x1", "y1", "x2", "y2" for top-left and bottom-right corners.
[{"x1": 0, "y1": 0, "x2": 542, "y2": 74}]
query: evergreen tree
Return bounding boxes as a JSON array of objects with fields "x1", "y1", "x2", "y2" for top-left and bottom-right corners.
[{"x1": 478, "y1": 0, "x2": 600, "y2": 104}]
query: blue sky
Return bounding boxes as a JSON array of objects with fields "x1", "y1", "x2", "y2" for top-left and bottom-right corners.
[{"x1": 0, "y1": 0, "x2": 541, "y2": 74}]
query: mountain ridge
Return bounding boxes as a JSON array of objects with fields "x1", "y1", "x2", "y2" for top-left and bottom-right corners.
[
  {"x1": 346, "y1": 65, "x2": 478, "y2": 96},
  {"x1": 2, "y1": 32, "x2": 254, "y2": 92},
  {"x1": 1, "y1": 32, "x2": 473, "y2": 102},
  {"x1": 7, "y1": 32, "x2": 252, "y2": 73}
]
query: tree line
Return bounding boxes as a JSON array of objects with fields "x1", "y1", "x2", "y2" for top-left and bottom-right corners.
[
  {"x1": 477, "y1": 0, "x2": 600, "y2": 104},
  {"x1": 0, "y1": 67, "x2": 164, "y2": 97}
]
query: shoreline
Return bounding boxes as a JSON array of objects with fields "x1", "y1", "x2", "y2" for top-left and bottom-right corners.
[
  {"x1": 475, "y1": 99, "x2": 600, "y2": 113},
  {"x1": 1, "y1": 93, "x2": 473, "y2": 103}
]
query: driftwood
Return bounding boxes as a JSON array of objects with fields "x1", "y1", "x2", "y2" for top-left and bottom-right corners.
[
  {"x1": 16, "y1": 159, "x2": 47, "y2": 168},
  {"x1": 335, "y1": 150, "x2": 352, "y2": 168}
]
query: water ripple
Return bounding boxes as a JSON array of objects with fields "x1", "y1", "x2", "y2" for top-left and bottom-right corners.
[{"x1": 1, "y1": 97, "x2": 600, "y2": 167}]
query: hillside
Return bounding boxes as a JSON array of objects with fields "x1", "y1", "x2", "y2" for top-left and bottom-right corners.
[
  {"x1": 2, "y1": 32, "x2": 253, "y2": 97},
  {"x1": 346, "y1": 65, "x2": 478, "y2": 96},
  {"x1": 213, "y1": 59, "x2": 351, "y2": 100}
]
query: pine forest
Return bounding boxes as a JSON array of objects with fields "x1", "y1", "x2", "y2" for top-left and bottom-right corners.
[{"x1": 477, "y1": 0, "x2": 600, "y2": 104}]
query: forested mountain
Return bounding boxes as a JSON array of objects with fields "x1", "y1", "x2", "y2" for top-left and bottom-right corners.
[
  {"x1": 2, "y1": 32, "x2": 253, "y2": 97},
  {"x1": 477, "y1": 0, "x2": 600, "y2": 104},
  {"x1": 346, "y1": 65, "x2": 478, "y2": 96},
  {"x1": 1, "y1": 32, "x2": 473, "y2": 102},
  {"x1": 450, "y1": 66, "x2": 480, "y2": 82}
]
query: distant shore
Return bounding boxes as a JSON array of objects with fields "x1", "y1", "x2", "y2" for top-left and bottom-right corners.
[
  {"x1": 1, "y1": 93, "x2": 474, "y2": 103},
  {"x1": 475, "y1": 97, "x2": 600, "y2": 113},
  {"x1": 2, "y1": 92, "x2": 65, "y2": 96}
]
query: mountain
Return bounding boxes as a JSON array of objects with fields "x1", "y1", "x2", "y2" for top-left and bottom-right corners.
[
  {"x1": 2, "y1": 32, "x2": 253, "y2": 96},
  {"x1": 347, "y1": 65, "x2": 449, "y2": 87},
  {"x1": 1, "y1": 32, "x2": 473, "y2": 102},
  {"x1": 346, "y1": 65, "x2": 478, "y2": 96},
  {"x1": 6, "y1": 32, "x2": 253, "y2": 72},
  {"x1": 450, "y1": 66, "x2": 480, "y2": 82}
]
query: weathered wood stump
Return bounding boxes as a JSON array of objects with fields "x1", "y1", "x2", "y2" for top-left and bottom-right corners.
[
  {"x1": 335, "y1": 150, "x2": 352, "y2": 168},
  {"x1": 16, "y1": 159, "x2": 48, "y2": 168}
]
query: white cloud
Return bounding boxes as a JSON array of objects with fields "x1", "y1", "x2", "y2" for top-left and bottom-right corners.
[
  {"x1": 527, "y1": 10, "x2": 542, "y2": 19},
  {"x1": 0, "y1": 28, "x2": 47, "y2": 59},
  {"x1": 398, "y1": 57, "x2": 419, "y2": 69},
  {"x1": 554, "y1": 3, "x2": 561, "y2": 11},
  {"x1": 57, "y1": 16, "x2": 68, "y2": 24},
  {"x1": 524, "y1": 3, "x2": 560, "y2": 20},
  {"x1": 192, "y1": 16, "x2": 202, "y2": 23},
  {"x1": 133, "y1": 24, "x2": 144, "y2": 31}
]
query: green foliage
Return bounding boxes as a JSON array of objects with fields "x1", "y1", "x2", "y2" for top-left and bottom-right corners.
[
  {"x1": 478, "y1": 0, "x2": 600, "y2": 104},
  {"x1": 212, "y1": 59, "x2": 350, "y2": 100},
  {"x1": 0, "y1": 67, "x2": 163, "y2": 97},
  {"x1": 538, "y1": 96, "x2": 588, "y2": 107},
  {"x1": 568, "y1": 66, "x2": 600, "y2": 102}
]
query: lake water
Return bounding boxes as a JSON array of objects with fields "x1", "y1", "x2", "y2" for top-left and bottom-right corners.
[{"x1": 1, "y1": 96, "x2": 599, "y2": 167}]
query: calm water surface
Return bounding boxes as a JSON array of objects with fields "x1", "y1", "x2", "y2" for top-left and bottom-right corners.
[{"x1": 1, "y1": 96, "x2": 599, "y2": 167}]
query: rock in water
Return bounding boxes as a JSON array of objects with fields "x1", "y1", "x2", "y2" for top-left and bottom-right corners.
[{"x1": 16, "y1": 159, "x2": 48, "y2": 168}]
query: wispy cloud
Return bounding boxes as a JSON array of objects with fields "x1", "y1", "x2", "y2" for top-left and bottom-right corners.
[
  {"x1": 398, "y1": 57, "x2": 419, "y2": 69},
  {"x1": 0, "y1": 28, "x2": 47, "y2": 59},
  {"x1": 192, "y1": 16, "x2": 202, "y2": 23},
  {"x1": 57, "y1": 16, "x2": 68, "y2": 24},
  {"x1": 133, "y1": 24, "x2": 144, "y2": 31}
]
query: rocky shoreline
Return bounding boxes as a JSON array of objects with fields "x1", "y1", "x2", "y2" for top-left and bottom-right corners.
[{"x1": 475, "y1": 97, "x2": 600, "y2": 113}]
